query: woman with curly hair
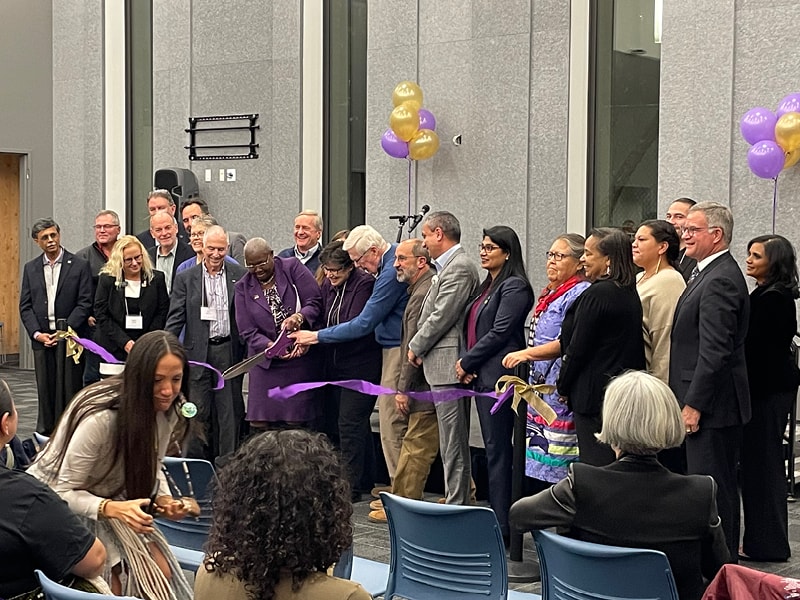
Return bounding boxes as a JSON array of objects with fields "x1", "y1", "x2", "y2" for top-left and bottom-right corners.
[
  {"x1": 28, "y1": 330, "x2": 195, "y2": 599},
  {"x1": 94, "y1": 235, "x2": 170, "y2": 361},
  {"x1": 195, "y1": 429, "x2": 371, "y2": 600}
]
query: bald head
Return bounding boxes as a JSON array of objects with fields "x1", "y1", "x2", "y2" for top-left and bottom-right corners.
[{"x1": 150, "y1": 211, "x2": 177, "y2": 253}]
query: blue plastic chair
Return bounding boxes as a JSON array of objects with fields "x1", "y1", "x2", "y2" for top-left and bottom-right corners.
[
  {"x1": 35, "y1": 569, "x2": 137, "y2": 599},
  {"x1": 380, "y1": 493, "x2": 540, "y2": 600},
  {"x1": 156, "y1": 457, "x2": 216, "y2": 571},
  {"x1": 533, "y1": 530, "x2": 679, "y2": 600},
  {"x1": 333, "y1": 545, "x2": 390, "y2": 598},
  {"x1": 33, "y1": 431, "x2": 50, "y2": 448},
  {"x1": 160, "y1": 457, "x2": 216, "y2": 507}
]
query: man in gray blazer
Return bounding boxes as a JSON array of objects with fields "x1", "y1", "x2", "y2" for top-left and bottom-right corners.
[
  {"x1": 408, "y1": 211, "x2": 480, "y2": 504},
  {"x1": 166, "y1": 225, "x2": 247, "y2": 461}
]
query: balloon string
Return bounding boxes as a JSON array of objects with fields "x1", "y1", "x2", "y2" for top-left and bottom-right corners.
[
  {"x1": 407, "y1": 158, "x2": 413, "y2": 238},
  {"x1": 773, "y1": 176, "x2": 778, "y2": 234}
]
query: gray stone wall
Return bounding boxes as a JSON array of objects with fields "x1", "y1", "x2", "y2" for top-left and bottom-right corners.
[
  {"x1": 152, "y1": 0, "x2": 302, "y2": 251},
  {"x1": 365, "y1": 0, "x2": 572, "y2": 291},
  {"x1": 659, "y1": 0, "x2": 800, "y2": 264},
  {"x1": 52, "y1": 0, "x2": 104, "y2": 248},
  {"x1": 0, "y1": 0, "x2": 54, "y2": 255}
]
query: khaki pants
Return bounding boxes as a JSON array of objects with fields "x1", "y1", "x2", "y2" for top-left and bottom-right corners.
[
  {"x1": 392, "y1": 410, "x2": 439, "y2": 499},
  {"x1": 377, "y1": 347, "x2": 407, "y2": 479}
]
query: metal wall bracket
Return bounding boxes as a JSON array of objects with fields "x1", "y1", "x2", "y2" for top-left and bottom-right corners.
[{"x1": 185, "y1": 114, "x2": 260, "y2": 161}]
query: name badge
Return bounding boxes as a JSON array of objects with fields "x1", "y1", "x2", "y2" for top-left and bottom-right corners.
[
  {"x1": 125, "y1": 314, "x2": 143, "y2": 329},
  {"x1": 200, "y1": 306, "x2": 216, "y2": 321}
]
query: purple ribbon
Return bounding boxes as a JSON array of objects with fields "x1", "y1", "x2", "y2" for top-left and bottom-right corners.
[
  {"x1": 70, "y1": 334, "x2": 225, "y2": 391},
  {"x1": 268, "y1": 379, "x2": 514, "y2": 414},
  {"x1": 72, "y1": 334, "x2": 512, "y2": 409}
]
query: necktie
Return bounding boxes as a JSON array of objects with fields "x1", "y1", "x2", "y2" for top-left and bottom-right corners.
[{"x1": 688, "y1": 266, "x2": 699, "y2": 283}]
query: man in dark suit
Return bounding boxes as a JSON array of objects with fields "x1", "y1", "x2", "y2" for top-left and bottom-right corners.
[
  {"x1": 180, "y1": 198, "x2": 248, "y2": 264},
  {"x1": 669, "y1": 201, "x2": 750, "y2": 560},
  {"x1": 76, "y1": 209, "x2": 121, "y2": 385},
  {"x1": 665, "y1": 197, "x2": 698, "y2": 282},
  {"x1": 408, "y1": 211, "x2": 480, "y2": 505},
  {"x1": 166, "y1": 225, "x2": 246, "y2": 461},
  {"x1": 19, "y1": 218, "x2": 93, "y2": 435},
  {"x1": 136, "y1": 189, "x2": 187, "y2": 248},
  {"x1": 277, "y1": 210, "x2": 323, "y2": 273},
  {"x1": 147, "y1": 211, "x2": 195, "y2": 294}
]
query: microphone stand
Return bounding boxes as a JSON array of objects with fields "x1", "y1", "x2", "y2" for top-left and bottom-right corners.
[{"x1": 389, "y1": 215, "x2": 409, "y2": 243}]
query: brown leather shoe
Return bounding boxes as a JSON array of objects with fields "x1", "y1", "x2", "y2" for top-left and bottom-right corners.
[
  {"x1": 370, "y1": 485, "x2": 392, "y2": 499},
  {"x1": 368, "y1": 508, "x2": 388, "y2": 523},
  {"x1": 369, "y1": 499, "x2": 383, "y2": 511}
]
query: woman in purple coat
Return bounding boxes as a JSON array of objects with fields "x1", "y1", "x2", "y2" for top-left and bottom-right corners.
[{"x1": 234, "y1": 237, "x2": 323, "y2": 428}]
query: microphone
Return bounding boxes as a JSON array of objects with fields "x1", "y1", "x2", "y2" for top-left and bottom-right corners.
[{"x1": 408, "y1": 204, "x2": 430, "y2": 233}]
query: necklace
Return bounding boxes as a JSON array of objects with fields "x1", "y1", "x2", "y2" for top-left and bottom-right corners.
[
  {"x1": 638, "y1": 255, "x2": 662, "y2": 284},
  {"x1": 260, "y1": 275, "x2": 275, "y2": 289}
]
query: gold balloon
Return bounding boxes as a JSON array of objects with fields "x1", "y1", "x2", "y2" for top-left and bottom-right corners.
[
  {"x1": 390, "y1": 103, "x2": 420, "y2": 142},
  {"x1": 775, "y1": 111, "x2": 800, "y2": 152},
  {"x1": 392, "y1": 81, "x2": 423, "y2": 110},
  {"x1": 408, "y1": 129, "x2": 440, "y2": 161},
  {"x1": 785, "y1": 149, "x2": 800, "y2": 169}
]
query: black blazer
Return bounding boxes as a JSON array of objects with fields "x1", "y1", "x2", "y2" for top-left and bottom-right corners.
[
  {"x1": 277, "y1": 245, "x2": 322, "y2": 274},
  {"x1": 165, "y1": 262, "x2": 247, "y2": 364},
  {"x1": 19, "y1": 249, "x2": 93, "y2": 341},
  {"x1": 557, "y1": 278, "x2": 645, "y2": 414},
  {"x1": 93, "y1": 272, "x2": 170, "y2": 361},
  {"x1": 509, "y1": 455, "x2": 730, "y2": 600},
  {"x1": 745, "y1": 283, "x2": 800, "y2": 395},
  {"x1": 669, "y1": 252, "x2": 750, "y2": 428},
  {"x1": 147, "y1": 241, "x2": 196, "y2": 289},
  {"x1": 459, "y1": 276, "x2": 534, "y2": 391}
]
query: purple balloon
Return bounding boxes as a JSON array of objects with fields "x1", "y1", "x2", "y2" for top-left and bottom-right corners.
[
  {"x1": 777, "y1": 93, "x2": 800, "y2": 118},
  {"x1": 381, "y1": 128, "x2": 409, "y2": 159},
  {"x1": 418, "y1": 109, "x2": 436, "y2": 131},
  {"x1": 747, "y1": 141, "x2": 785, "y2": 179},
  {"x1": 740, "y1": 107, "x2": 776, "y2": 145}
]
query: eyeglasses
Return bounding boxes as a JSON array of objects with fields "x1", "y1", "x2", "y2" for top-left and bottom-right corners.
[
  {"x1": 189, "y1": 231, "x2": 205, "y2": 239},
  {"x1": 352, "y1": 249, "x2": 371, "y2": 265},
  {"x1": 94, "y1": 224, "x2": 119, "y2": 231},
  {"x1": 245, "y1": 256, "x2": 273, "y2": 270},
  {"x1": 478, "y1": 244, "x2": 500, "y2": 254},
  {"x1": 680, "y1": 226, "x2": 718, "y2": 238},
  {"x1": 322, "y1": 265, "x2": 344, "y2": 274},
  {"x1": 123, "y1": 254, "x2": 143, "y2": 265},
  {"x1": 545, "y1": 251, "x2": 571, "y2": 262}
]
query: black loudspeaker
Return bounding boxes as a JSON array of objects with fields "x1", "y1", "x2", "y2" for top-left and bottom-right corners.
[{"x1": 153, "y1": 168, "x2": 200, "y2": 207}]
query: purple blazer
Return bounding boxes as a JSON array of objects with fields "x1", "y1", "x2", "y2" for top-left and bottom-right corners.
[
  {"x1": 320, "y1": 267, "x2": 382, "y2": 380},
  {"x1": 234, "y1": 257, "x2": 323, "y2": 422}
]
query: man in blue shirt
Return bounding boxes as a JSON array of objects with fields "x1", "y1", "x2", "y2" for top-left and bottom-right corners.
[{"x1": 291, "y1": 225, "x2": 409, "y2": 490}]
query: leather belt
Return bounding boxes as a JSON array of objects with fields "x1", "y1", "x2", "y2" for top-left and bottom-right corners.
[{"x1": 208, "y1": 335, "x2": 231, "y2": 345}]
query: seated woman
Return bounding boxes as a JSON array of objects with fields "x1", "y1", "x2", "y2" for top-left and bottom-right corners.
[
  {"x1": 0, "y1": 379, "x2": 107, "y2": 599},
  {"x1": 509, "y1": 370, "x2": 730, "y2": 600},
  {"x1": 195, "y1": 429, "x2": 371, "y2": 600},
  {"x1": 28, "y1": 331, "x2": 197, "y2": 599}
]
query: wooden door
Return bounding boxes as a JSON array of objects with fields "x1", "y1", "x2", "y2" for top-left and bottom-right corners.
[{"x1": 0, "y1": 153, "x2": 20, "y2": 354}]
